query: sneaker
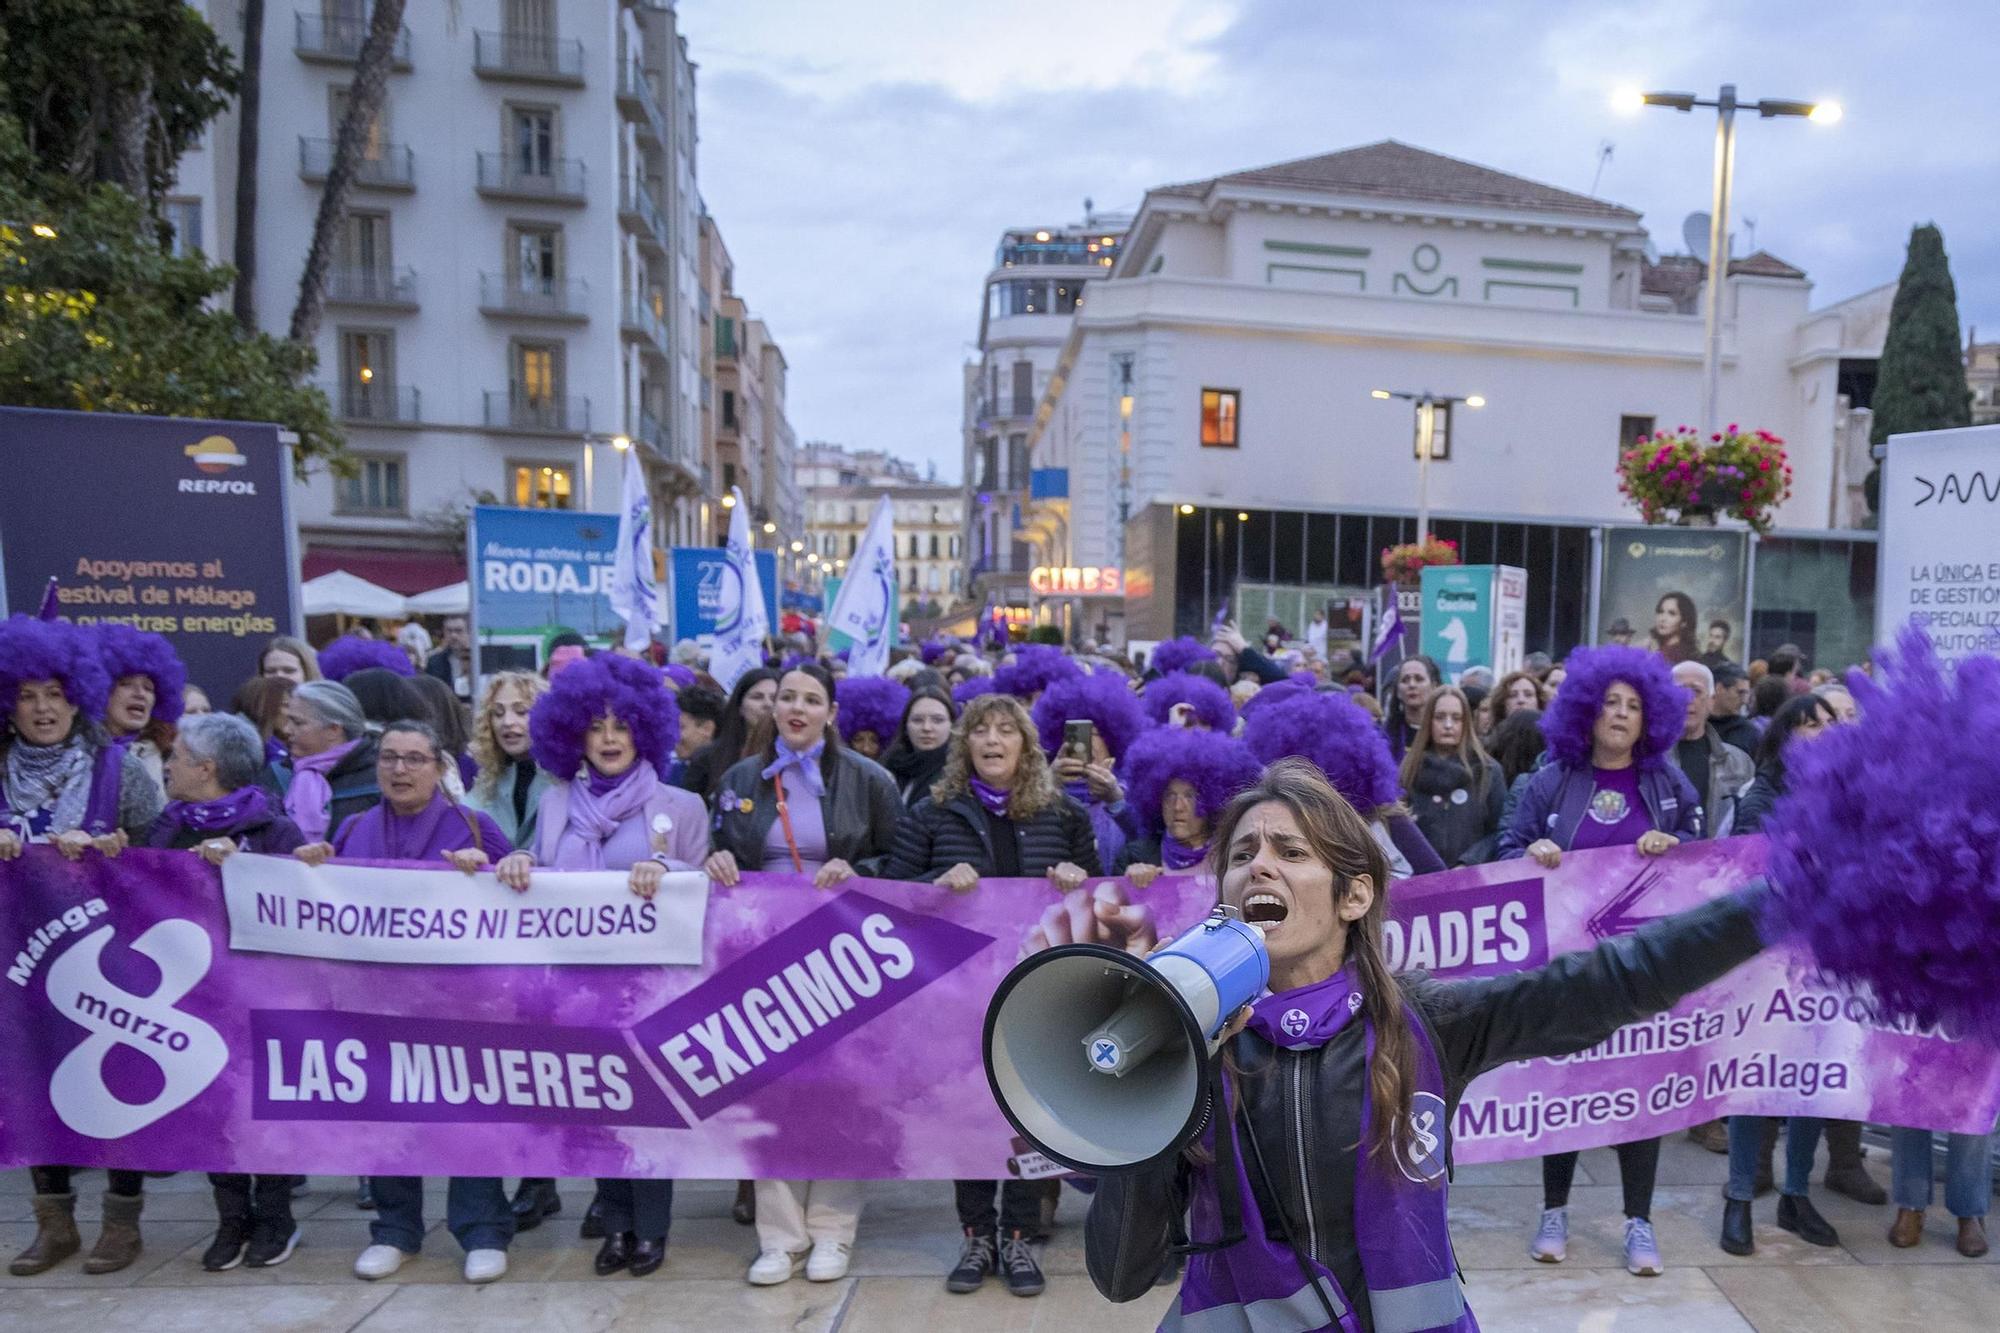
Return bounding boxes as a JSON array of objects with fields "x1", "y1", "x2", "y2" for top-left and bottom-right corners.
[
  {"x1": 353, "y1": 1243, "x2": 410, "y2": 1280},
  {"x1": 945, "y1": 1229, "x2": 996, "y2": 1293},
  {"x1": 462, "y1": 1248, "x2": 508, "y2": 1284},
  {"x1": 805, "y1": 1239, "x2": 851, "y2": 1282},
  {"x1": 201, "y1": 1220, "x2": 249, "y2": 1273},
  {"x1": 1624, "y1": 1217, "x2": 1664, "y2": 1276},
  {"x1": 999, "y1": 1230, "x2": 1044, "y2": 1297},
  {"x1": 1529, "y1": 1207, "x2": 1567, "y2": 1263},
  {"x1": 244, "y1": 1223, "x2": 300, "y2": 1269},
  {"x1": 747, "y1": 1247, "x2": 806, "y2": 1286}
]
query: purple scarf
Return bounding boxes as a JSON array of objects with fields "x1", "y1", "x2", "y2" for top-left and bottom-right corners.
[
  {"x1": 1160, "y1": 832, "x2": 1207, "y2": 870},
  {"x1": 1179, "y1": 969, "x2": 1471, "y2": 1333},
  {"x1": 968, "y1": 776, "x2": 1011, "y2": 817},
  {"x1": 286, "y1": 737, "x2": 362, "y2": 843},
  {"x1": 1066, "y1": 780, "x2": 1128, "y2": 867},
  {"x1": 554, "y1": 760, "x2": 660, "y2": 870},
  {"x1": 158, "y1": 786, "x2": 271, "y2": 840},
  {"x1": 334, "y1": 789, "x2": 464, "y2": 863},
  {"x1": 762, "y1": 740, "x2": 826, "y2": 798}
]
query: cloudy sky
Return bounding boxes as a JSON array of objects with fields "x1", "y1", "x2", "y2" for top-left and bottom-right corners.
[{"x1": 679, "y1": 0, "x2": 2000, "y2": 482}]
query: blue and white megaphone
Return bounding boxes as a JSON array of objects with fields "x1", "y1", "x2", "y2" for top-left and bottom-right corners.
[{"x1": 982, "y1": 903, "x2": 1270, "y2": 1173}]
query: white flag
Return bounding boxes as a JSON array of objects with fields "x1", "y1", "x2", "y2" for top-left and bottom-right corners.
[
  {"x1": 824, "y1": 494, "x2": 899, "y2": 676},
  {"x1": 609, "y1": 448, "x2": 660, "y2": 651},
  {"x1": 709, "y1": 488, "x2": 770, "y2": 692}
]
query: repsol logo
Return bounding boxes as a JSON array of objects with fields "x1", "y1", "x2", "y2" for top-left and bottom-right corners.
[
  {"x1": 177, "y1": 478, "x2": 257, "y2": 495},
  {"x1": 1913, "y1": 472, "x2": 2000, "y2": 507}
]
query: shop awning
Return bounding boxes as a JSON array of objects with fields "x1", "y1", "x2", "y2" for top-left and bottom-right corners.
[
  {"x1": 405, "y1": 581, "x2": 470, "y2": 615},
  {"x1": 301, "y1": 570, "x2": 408, "y2": 619},
  {"x1": 302, "y1": 546, "x2": 464, "y2": 596}
]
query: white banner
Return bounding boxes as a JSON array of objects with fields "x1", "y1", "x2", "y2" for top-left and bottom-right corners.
[
  {"x1": 1877, "y1": 424, "x2": 2000, "y2": 666},
  {"x1": 221, "y1": 855, "x2": 709, "y2": 966}
]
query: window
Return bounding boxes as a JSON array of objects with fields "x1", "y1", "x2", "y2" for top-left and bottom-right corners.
[
  {"x1": 338, "y1": 210, "x2": 390, "y2": 273},
  {"x1": 1011, "y1": 361, "x2": 1035, "y2": 416},
  {"x1": 714, "y1": 315, "x2": 737, "y2": 357},
  {"x1": 722, "y1": 462, "x2": 736, "y2": 491},
  {"x1": 508, "y1": 223, "x2": 560, "y2": 293},
  {"x1": 721, "y1": 389, "x2": 737, "y2": 429},
  {"x1": 1008, "y1": 434, "x2": 1028, "y2": 485},
  {"x1": 979, "y1": 437, "x2": 998, "y2": 489},
  {"x1": 511, "y1": 462, "x2": 573, "y2": 510},
  {"x1": 503, "y1": 0, "x2": 556, "y2": 40},
  {"x1": 1417, "y1": 404, "x2": 1452, "y2": 460},
  {"x1": 847, "y1": 533, "x2": 857, "y2": 556},
  {"x1": 337, "y1": 455, "x2": 405, "y2": 514},
  {"x1": 1054, "y1": 281, "x2": 1084, "y2": 314},
  {"x1": 1200, "y1": 389, "x2": 1240, "y2": 448},
  {"x1": 1619, "y1": 414, "x2": 1656, "y2": 458},
  {"x1": 509, "y1": 339, "x2": 563, "y2": 426},
  {"x1": 337, "y1": 328, "x2": 393, "y2": 417},
  {"x1": 929, "y1": 534, "x2": 940, "y2": 558},
  {"x1": 510, "y1": 106, "x2": 555, "y2": 178},
  {"x1": 164, "y1": 198, "x2": 202, "y2": 258},
  {"x1": 329, "y1": 86, "x2": 388, "y2": 162}
]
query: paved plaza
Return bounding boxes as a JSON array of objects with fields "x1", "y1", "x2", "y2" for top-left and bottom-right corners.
[{"x1": 2, "y1": 1135, "x2": 1992, "y2": 1331}]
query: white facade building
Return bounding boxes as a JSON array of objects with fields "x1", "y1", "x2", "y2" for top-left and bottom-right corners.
[
  {"x1": 172, "y1": 0, "x2": 706, "y2": 595},
  {"x1": 810, "y1": 484, "x2": 965, "y2": 617}
]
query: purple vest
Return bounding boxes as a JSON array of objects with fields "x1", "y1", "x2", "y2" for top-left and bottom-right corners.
[{"x1": 1172, "y1": 972, "x2": 1475, "y2": 1333}]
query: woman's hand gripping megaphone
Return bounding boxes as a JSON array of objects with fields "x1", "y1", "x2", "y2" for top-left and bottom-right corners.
[{"x1": 1022, "y1": 882, "x2": 1159, "y2": 959}]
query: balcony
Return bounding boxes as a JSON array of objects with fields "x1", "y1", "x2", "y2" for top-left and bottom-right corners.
[
  {"x1": 299, "y1": 137, "x2": 413, "y2": 191},
  {"x1": 333, "y1": 382, "x2": 421, "y2": 425},
  {"x1": 325, "y1": 265, "x2": 417, "y2": 310},
  {"x1": 473, "y1": 30, "x2": 584, "y2": 86},
  {"x1": 479, "y1": 272, "x2": 590, "y2": 322},
  {"x1": 621, "y1": 295, "x2": 668, "y2": 353},
  {"x1": 475, "y1": 152, "x2": 585, "y2": 205},
  {"x1": 616, "y1": 63, "x2": 669, "y2": 145},
  {"x1": 618, "y1": 179, "x2": 671, "y2": 255},
  {"x1": 484, "y1": 391, "x2": 590, "y2": 435},
  {"x1": 294, "y1": 11, "x2": 412, "y2": 68}
]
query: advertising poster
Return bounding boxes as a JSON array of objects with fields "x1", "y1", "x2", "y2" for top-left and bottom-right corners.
[
  {"x1": 668, "y1": 546, "x2": 779, "y2": 641},
  {"x1": 1596, "y1": 525, "x2": 1748, "y2": 666},
  {"x1": 1876, "y1": 424, "x2": 2000, "y2": 665},
  {"x1": 0, "y1": 406, "x2": 298, "y2": 697},
  {"x1": 467, "y1": 506, "x2": 619, "y2": 668},
  {"x1": 1418, "y1": 565, "x2": 1527, "y2": 678}
]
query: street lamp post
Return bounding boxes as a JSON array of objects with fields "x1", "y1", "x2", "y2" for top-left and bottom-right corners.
[
  {"x1": 1616, "y1": 85, "x2": 1840, "y2": 436},
  {"x1": 580, "y1": 433, "x2": 631, "y2": 511},
  {"x1": 1370, "y1": 389, "x2": 1484, "y2": 545}
]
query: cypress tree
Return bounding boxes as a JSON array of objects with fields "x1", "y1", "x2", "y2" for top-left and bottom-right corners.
[{"x1": 1864, "y1": 224, "x2": 1971, "y2": 513}]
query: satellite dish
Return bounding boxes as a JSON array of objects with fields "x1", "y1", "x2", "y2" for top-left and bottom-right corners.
[
  {"x1": 1642, "y1": 238, "x2": 1661, "y2": 266},
  {"x1": 1682, "y1": 212, "x2": 1712, "y2": 257}
]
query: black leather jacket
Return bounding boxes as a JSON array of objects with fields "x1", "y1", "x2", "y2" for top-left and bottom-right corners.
[{"x1": 1086, "y1": 888, "x2": 1767, "y2": 1331}]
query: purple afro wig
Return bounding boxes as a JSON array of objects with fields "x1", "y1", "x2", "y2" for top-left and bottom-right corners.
[
  {"x1": 836, "y1": 675, "x2": 910, "y2": 745},
  {"x1": 0, "y1": 615, "x2": 112, "y2": 722},
  {"x1": 1764, "y1": 629, "x2": 2000, "y2": 1039},
  {"x1": 92, "y1": 623, "x2": 188, "y2": 723},
  {"x1": 953, "y1": 676, "x2": 999, "y2": 708},
  {"x1": 1141, "y1": 673, "x2": 1237, "y2": 734},
  {"x1": 1119, "y1": 727, "x2": 1262, "y2": 835},
  {"x1": 1242, "y1": 690, "x2": 1402, "y2": 812},
  {"x1": 1540, "y1": 645, "x2": 1684, "y2": 770},
  {"x1": 1031, "y1": 670, "x2": 1146, "y2": 761},
  {"x1": 662, "y1": 663, "x2": 698, "y2": 689},
  {"x1": 780, "y1": 651, "x2": 817, "y2": 672},
  {"x1": 529, "y1": 651, "x2": 679, "y2": 780},
  {"x1": 1149, "y1": 636, "x2": 1218, "y2": 675},
  {"x1": 919, "y1": 638, "x2": 957, "y2": 666},
  {"x1": 1239, "y1": 675, "x2": 1314, "y2": 718},
  {"x1": 994, "y1": 644, "x2": 1085, "y2": 700},
  {"x1": 318, "y1": 635, "x2": 416, "y2": 681}
]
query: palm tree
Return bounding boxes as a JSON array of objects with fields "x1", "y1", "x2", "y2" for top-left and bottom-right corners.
[{"x1": 231, "y1": 0, "x2": 264, "y2": 329}]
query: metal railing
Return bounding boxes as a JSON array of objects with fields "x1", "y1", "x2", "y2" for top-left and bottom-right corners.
[
  {"x1": 484, "y1": 391, "x2": 589, "y2": 434},
  {"x1": 474, "y1": 151, "x2": 585, "y2": 199},
  {"x1": 473, "y1": 29, "x2": 584, "y2": 82},
  {"x1": 334, "y1": 382, "x2": 421, "y2": 423},
  {"x1": 293, "y1": 11, "x2": 412, "y2": 64},
  {"x1": 622, "y1": 295, "x2": 668, "y2": 351},
  {"x1": 617, "y1": 62, "x2": 670, "y2": 142},
  {"x1": 480, "y1": 272, "x2": 589, "y2": 319},
  {"x1": 299, "y1": 137, "x2": 414, "y2": 188},
  {"x1": 326, "y1": 265, "x2": 417, "y2": 306},
  {"x1": 619, "y1": 179, "x2": 671, "y2": 252}
]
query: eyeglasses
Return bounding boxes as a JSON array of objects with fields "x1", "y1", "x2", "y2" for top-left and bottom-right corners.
[{"x1": 378, "y1": 752, "x2": 438, "y2": 770}]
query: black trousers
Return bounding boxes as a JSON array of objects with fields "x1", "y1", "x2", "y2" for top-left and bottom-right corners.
[
  {"x1": 596, "y1": 1178, "x2": 673, "y2": 1240},
  {"x1": 210, "y1": 1174, "x2": 297, "y2": 1228},
  {"x1": 1543, "y1": 1139, "x2": 1660, "y2": 1220},
  {"x1": 31, "y1": 1166, "x2": 143, "y2": 1197},
  {"x1": 953, "y1": 1178, "x2": 1039, "y2": 1235}
]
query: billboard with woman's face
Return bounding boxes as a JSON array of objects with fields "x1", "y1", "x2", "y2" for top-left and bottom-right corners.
[{"x1": 1596, "y1": 527, "x2": 1749, "y2": 666}]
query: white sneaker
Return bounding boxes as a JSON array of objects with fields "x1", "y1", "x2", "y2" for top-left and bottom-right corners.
[
  {"x1": 354, "y1": 1243, "x2": 411, "y2": 1280},
  {"x1": 1529, "y1": 1207, "x2": 1567, "y2": 1263},
  {"x1": 463, "y1": 1248, "x2": 508, "y2": 1284},
  {"x1": 747, "y1": 1247, "x2": 807, "y2": 1286},
  {"x1": 805, "y1": 1239, "x2": 851, "y2": 1281}
]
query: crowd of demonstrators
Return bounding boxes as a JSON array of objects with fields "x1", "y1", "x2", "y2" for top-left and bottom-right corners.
[{"x1": 2, "y1": 605, "x2": 1991, "y2": 1290}]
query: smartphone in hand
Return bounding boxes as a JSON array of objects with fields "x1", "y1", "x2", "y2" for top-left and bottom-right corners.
[{"x1": 1063, "y1": 718, "x2": 1095, "y2": 764}]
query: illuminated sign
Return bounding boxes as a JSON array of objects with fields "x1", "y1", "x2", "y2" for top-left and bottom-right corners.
[{"x1": 1030, "y1": 566, "x2": 1124, "y2": 596}]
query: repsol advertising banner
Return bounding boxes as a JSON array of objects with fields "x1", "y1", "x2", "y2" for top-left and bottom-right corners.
[
  {"x1": 0, "y1": 406, "x2": 298, "y2": 697},
  {"x1": 2, "y1": 842, "x2": 1993, "y2": 1177}
]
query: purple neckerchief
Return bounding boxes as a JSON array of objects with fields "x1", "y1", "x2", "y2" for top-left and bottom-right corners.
[
  {"x1": 1179, "y1": 972, "x2": 1472, "y2": 1333},
  {"x1": 1160, "y1": 832, "x2": 1207, "y2": 870},
  {"x1": 334, "y1": 789, "x2": 457, "y2": 862},
  {"x1": 968, "y1": 777, "x2": 1011, "y2": 817},
  {"x1": 762, "y1": 739, "x2": 826, "y2": 798},
  {"x1": 83, "y1": 743, "x2": 124, "y2": 835},
  {"x1": 158, "y1": 786, "x2": 272, "y2": 839}
]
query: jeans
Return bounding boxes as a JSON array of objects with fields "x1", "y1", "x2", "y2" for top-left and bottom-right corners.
[
  {"x1": 1725, "y1": 1117, "x2": 1822, "y2": 1201},
  {"x1": 369, "y1": 1176, "x2": 514, "y2": 1254},
  {"x1": 953, "y1": 1178, "x2": 1040, "y2": 1235},
  {"x1": 1891, "y1": 1128, "x2": 1994, "y2": 1220},
  {"x1": 1543, "y1": 1139, "x2": 1660, "y2": 1220},
  {"x1": 596, "y1": 1178, "x2": 674, "y2": 1240}
]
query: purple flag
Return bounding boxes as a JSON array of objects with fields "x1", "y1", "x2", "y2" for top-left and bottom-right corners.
[{"x1": 36, "y1": 575, "x2": 59, "y2": 620}]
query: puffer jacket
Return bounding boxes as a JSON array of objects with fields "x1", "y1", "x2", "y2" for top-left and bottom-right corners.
[
  {"x1": 878, "y1": 789, "x2": 1101, "y2": 880},
  {"x1": 1404, "y1": 752, "x2": 1504, "y2": 867},
  {"x1": 1087, "y1": 888, "x2": 1768, "y2": 1331}
]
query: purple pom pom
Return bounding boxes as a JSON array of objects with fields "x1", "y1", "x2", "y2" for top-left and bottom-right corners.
[
  {"x1": 1031, "y1": 670, "x2": 1146, "y2": 761},
  {"x1": 1764, "y1": 629, "x2": 2000, "y2": 1040},
  {"x1": 1239, "y1": 675, "x2": 1314, "y2": 718},
  {"x1": 836, "y1": 675, "x2": 910, "y2": 745},
  {"x1": 318, "y1": 635, "x2": 416, "y2": 681},
  {"x1": 91, "y1": 623, "x2": 188, "y2": 723},
  {"x1": 529, "y1": 652, "x2": 678, "y2": 780},
  {"x1": 1141, "y1": 673, "x2": 1237, "y2": 734},
  {"x1": 1120, "y1": 727, "x2": 1262, "y2": 833},
  {"x1": 0, "y1": 615, "x2": 112, "y2": 721},
  {"x1": 919, "y1": 638, "x2": 956, "y2": 666},
  {"x1": 1540, "y1": 644, "x2": 1684, "y2": 770},
  {"x1": 1150, "y1": 637, "x2": 1217, "y2": 675},
  {"x1": 1242, "y1": 690, "x2": 1401, "y2": 812},
  {"x1": 994, "y1": 644, "x2": 1084, "y2": 700}
]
